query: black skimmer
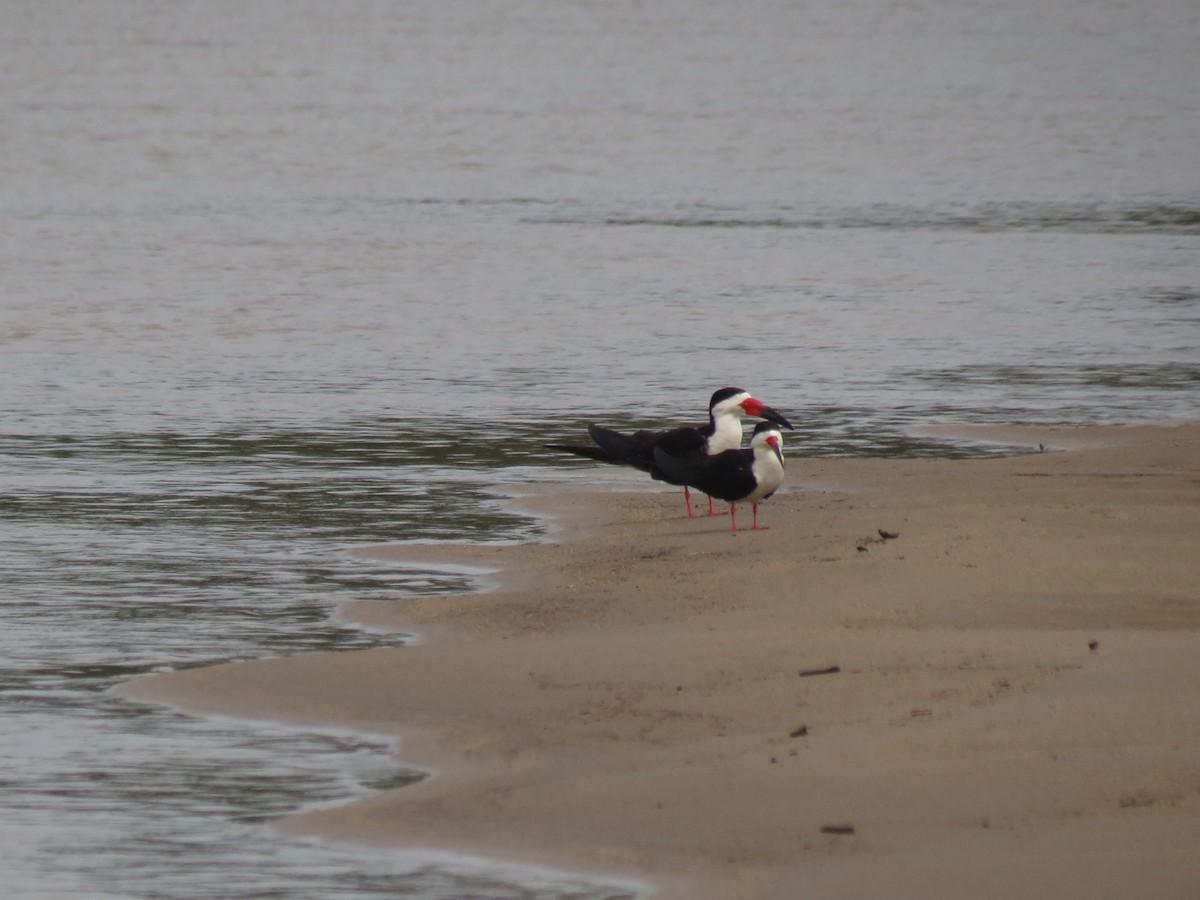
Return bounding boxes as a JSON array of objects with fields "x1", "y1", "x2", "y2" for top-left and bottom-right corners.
[
  {"x1": 653, "y1": 420, "x2": 785, "y2": 532},
  {"x1": 545, "y1": 388, "x2": 793, "y2": 517}
]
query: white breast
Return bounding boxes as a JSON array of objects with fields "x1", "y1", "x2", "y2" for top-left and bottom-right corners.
[{"x1": 706, "y1": 414, "x2": 744, "y2": 455}]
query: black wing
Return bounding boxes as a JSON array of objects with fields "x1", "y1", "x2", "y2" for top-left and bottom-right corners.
[
  {"x1": 586, "y1": 422, "x2": 713, "y2": 484},
  {"x1": 584, "y1": 423, "x2": 700, "y2": 468},
  {"x1": 653, "y1": 424, "x2": 709, "y2": 458},
  {"x1": 652, "y1": 446, "x2": 756, "y2": 502},
  {"x1": 552, "y1": 421, "x2": 712, "y2": 484}
]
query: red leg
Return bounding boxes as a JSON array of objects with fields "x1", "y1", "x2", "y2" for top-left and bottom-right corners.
[
  {"x1": 752, "y1": 503, "x2": 766, "y2": 530},
  {"x1": 707, "y1": 494, "x2": 717, "y2": 516},
  {"x1": 730, "y1": 504, "x2": 739, "y2": 532},
  {"x1": 684, "y1": 486, "x2": 695, "y2": 518}
]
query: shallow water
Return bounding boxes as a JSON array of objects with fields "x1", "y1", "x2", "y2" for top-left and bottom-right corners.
[{"x1": 2, "y1": 0, "x2": 1198, "y2": 897}]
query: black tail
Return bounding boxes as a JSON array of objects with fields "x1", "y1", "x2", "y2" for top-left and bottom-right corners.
[
  {"x1": 585, "y1": 424, "x2": 639, "y2": 460},
  {"x1": 543, "y1": 443, "x2": 623, "y2": 464}
]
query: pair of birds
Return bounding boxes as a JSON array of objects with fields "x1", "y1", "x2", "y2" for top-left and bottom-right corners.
[{"x1": 546, "y1": 387, "x2": 792, "y2": 531}]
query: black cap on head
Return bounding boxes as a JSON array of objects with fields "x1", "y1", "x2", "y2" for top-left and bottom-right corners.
[{"x1": 708, "y1": 387, "x2": 747, "y2": 407}]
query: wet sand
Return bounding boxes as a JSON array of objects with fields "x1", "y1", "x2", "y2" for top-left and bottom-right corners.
[{"x1": 119, "y1": 423, "x2": 1200, "y2": 899}]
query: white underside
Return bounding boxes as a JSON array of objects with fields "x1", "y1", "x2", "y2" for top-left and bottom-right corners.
[{"x1": 746, "y1": 448, "x2": 785, "y2": 503}]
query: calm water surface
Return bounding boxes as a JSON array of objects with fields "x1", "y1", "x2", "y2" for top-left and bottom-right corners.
[{"x1": 2, "y1": 1, "x2": 1198, "y2": 897}]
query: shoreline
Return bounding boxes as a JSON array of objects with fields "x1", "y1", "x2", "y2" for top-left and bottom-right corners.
[{"x1": 118, "y1": 422, "x2": 1200, "y2": 899}]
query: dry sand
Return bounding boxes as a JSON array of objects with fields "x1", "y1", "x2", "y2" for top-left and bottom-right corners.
[{"x1": 119, "y1": 423, "x2": 1200, "y2": 899}]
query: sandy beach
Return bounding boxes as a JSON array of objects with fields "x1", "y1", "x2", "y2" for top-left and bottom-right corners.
[{"x1": 119, "y1": 423, "x2": 1200, "y2": 899}]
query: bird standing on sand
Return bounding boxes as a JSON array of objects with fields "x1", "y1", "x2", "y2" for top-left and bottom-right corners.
[
  {"x1": 653, "y1": 421, "x2": 785, "y2": 532},
  {"x1": 545, "y1": 387, "x2": 793, "y2": 517}
]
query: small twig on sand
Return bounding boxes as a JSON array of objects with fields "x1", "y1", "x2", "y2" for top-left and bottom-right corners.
[
  {"x1": 798, "y1": 665, "x2": 841, "y2": 678},
  {"x1": 820, "y1": 824, "x2": 856, "y2": 835}
]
